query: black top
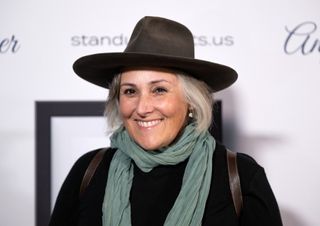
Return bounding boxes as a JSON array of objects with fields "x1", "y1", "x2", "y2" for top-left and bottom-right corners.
[{"x1": 49, "y1": 142, "x2": 282, "y2": 226}]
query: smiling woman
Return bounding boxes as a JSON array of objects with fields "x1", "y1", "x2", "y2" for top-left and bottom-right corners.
[
  {"x1": 119, "y1": 69, "x2": 189, "y2": 150},
  {"x1": 49, "y1": 16, "x2": 282, "y2": 226}
]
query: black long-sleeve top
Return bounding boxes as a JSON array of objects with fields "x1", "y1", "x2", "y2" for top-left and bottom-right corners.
[{"x1": 49, "y1": 142, "x2": 282, "y2": 226}]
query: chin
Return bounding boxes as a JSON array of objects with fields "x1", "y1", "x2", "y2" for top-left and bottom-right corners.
[
  {"x1": 137, "y1": 140, "x2": 165, "y2": 151},
  {"x1": 139, "y1": 143, "x2": 161, "y2": 151}
]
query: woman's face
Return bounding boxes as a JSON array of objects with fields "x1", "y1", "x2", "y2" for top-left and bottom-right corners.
[{"x1": 119, "y1": 69, "x2": 189, "y2": 151}]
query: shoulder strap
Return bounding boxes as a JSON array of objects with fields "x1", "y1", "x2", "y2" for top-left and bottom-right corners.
[
  {"x1": 79, "y1": 148, "x2": 107, "y2": 198},
  {"x1": 226, "y1": 149, "x2": 243, "y2": 217}
]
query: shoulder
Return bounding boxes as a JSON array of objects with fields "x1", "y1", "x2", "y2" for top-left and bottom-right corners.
[
  {"x1": 65, "y1": 147, "x2": 117, "y2": 186},
  {"x1": 214, "y1": 142, "x2": 262, "y2": 171},
  {"x1": 215, "y1": 147, "x2": 283, "y2": 225},
  {"x1": 74, "y1": 147, "x2": 116, "y2": 169},
  {"x1": 214, "y1": 142, "x2": 260, "y2": 166},
  {"x1": 49, "y1": 147, "x2": 117, "y2": 225},
  {"x1": 213, "y1": 142, "x2": 265, "y2": 191},
  {"x1": 52, "y1": 147, "x2": 117, "y2": 205}
]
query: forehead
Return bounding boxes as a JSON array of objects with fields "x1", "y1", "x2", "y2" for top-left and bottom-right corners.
[{"x1": 120, "y1": 68, "x2": 179, "y2": 85}]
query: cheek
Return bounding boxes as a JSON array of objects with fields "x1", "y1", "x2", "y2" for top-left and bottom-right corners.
[
  {"x1": 119, "y1": 97, "x2": 134, "y2": 118},
  {"x1": 161, "y1": 98, "x2": 188, "y2": 122}
]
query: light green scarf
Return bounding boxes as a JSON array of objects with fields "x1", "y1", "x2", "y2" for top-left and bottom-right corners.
[{"x1": 102, "y1": 123, "x2": 216, "y2": 226}]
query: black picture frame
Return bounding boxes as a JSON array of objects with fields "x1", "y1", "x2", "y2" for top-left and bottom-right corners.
[{"x1": 35, "y1": 100, "x2": 222, "y2": 226}]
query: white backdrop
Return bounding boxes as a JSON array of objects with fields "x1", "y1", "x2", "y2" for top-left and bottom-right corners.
[{"x1": 1, "y1": 0, "x2": 320, "y2": 225}]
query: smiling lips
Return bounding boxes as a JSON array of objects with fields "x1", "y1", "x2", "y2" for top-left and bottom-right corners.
[{"x1": 136, "y1": 119, "x2": 162, "y2": 128}]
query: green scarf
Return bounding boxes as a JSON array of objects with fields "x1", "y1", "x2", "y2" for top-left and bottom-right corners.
[{"x1": 102, "y1": 123, "x2": 216, "y2": 226}]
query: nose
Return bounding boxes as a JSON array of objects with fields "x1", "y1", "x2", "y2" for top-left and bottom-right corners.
[{"x1": 136, "y1": 93, "x2": 154, "y2": 116}]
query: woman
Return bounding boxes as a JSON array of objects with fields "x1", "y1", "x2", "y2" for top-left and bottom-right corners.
[{"x1": 50, "y1": 16, "x2": 282, "y2": 226}]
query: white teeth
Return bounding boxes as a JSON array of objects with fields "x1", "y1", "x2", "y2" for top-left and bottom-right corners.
[{"x1": 137, "y1": 120, "x2": 161, "y2": 128}]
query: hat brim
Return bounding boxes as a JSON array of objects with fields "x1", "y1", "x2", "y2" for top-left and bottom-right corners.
[{"x1": 73, "y1": 52, "x2": 238, "y2": 92}]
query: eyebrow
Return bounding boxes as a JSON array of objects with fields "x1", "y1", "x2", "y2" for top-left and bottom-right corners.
[{"x1": 120, "y1": 79, "x2": 172, "y2": 87}]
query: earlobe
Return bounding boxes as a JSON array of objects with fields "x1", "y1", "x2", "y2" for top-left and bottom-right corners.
[{"x1": 188, "y1": 108, "x2": 194, "y2": 118}]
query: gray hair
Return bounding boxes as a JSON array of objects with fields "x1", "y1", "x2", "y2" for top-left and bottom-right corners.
[{"x1": 104, "y1": 71, "x2": 214, "y2": 133}]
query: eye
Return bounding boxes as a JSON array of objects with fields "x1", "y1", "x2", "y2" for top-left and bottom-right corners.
[
  {"x1": 153, "y1": 87, "x2": 168, "y2": 94},
  {"x1": 122, "y1": 88, "x2": 136, "y2": 96}
]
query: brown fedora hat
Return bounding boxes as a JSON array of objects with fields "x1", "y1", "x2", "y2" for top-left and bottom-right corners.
[{"x1": 73, "y1": 16, "x2": 237, "y2": 92}]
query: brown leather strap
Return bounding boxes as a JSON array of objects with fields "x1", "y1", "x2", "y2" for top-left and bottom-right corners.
[
  {"x1": 226, "y1": 149, "x2": 243, "y2": 217},
  {"x1": 79, "y1": 148, "x2": 107, "y2": 198}
]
